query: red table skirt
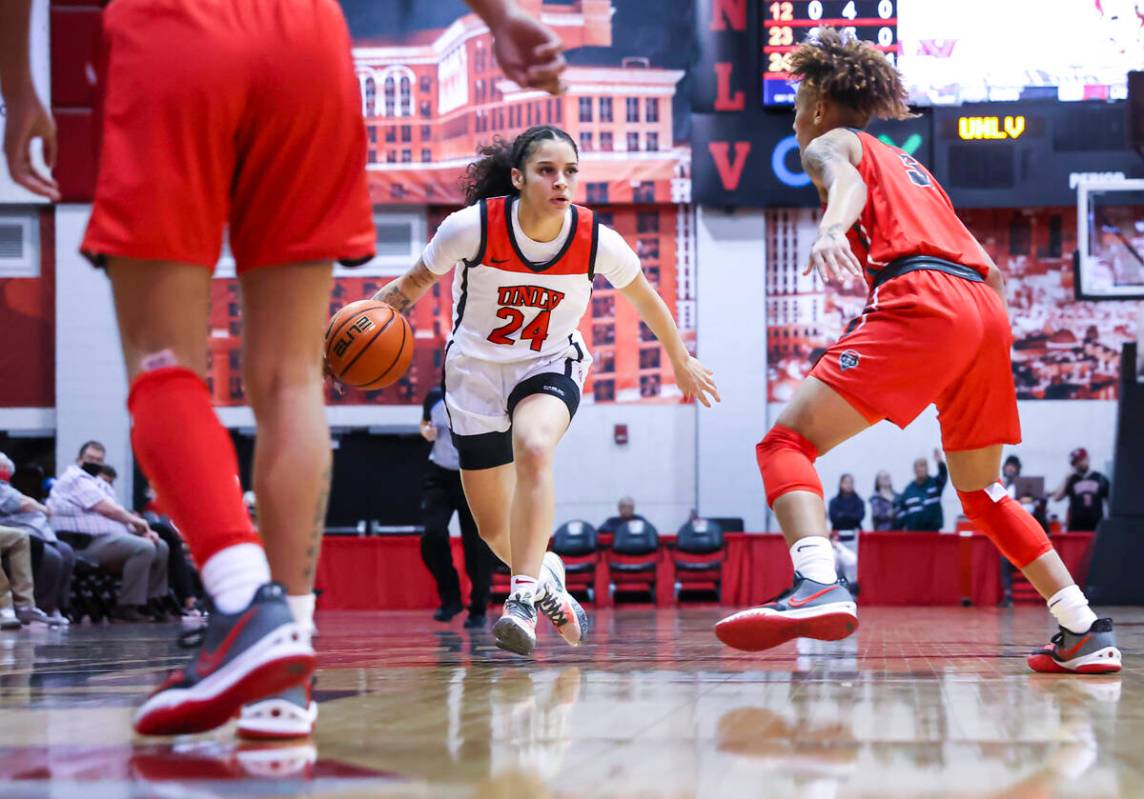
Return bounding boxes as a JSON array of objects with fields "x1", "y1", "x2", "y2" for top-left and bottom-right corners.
[{"x1": 313, "y1": 531, "x2": 1094, "y2": 610}]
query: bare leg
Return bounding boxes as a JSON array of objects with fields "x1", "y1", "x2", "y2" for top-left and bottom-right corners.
[
  {"x1": 461, "y1": 464, "x2": 515, "y2": 566},
  {"x1": 771, "y1": 377, "x2": 872, "y2": 546},
  {"x1": 508, "y1": 395, "x2": 570, "y2": 583},
  {"x1": 239, "y1": 262, "x2": 334, "y2": 595},
  {"x1": 946, "y1": 446, "x2": 1076, "y2": 600},
  {"x1": 107, "y1": 259, "x2": 211, "y2": 380}
]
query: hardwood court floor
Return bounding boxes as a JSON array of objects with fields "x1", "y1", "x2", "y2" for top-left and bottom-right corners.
[{"x1": 0, "y1": 605, "x2": 1140, "y2": 798}]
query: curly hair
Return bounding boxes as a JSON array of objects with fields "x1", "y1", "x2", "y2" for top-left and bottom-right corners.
[
  {"x1": 460, "y1": 125, "x2": 578, "y2": 206},
  {"x1": 788, "y1": 26, "x2": 912, "y2": 121}
]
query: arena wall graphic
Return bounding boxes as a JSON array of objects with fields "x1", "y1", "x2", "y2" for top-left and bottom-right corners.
[{"x1": 205, "y1": 0, "x2": 698, "y2": 408}]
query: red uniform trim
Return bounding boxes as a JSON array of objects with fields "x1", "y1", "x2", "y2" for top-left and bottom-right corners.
[{"x1": 481, "y1": 196, "x2": 597, "y2": 277}]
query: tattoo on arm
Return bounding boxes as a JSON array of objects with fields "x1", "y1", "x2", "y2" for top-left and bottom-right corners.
[
  {"x1": 374, "y1": 281, "x2": 414, "y2": 313},
  {"x1": 302, "y1": 462, "x2": 332, "y2": 585},
  {"x1": 801, "y1": 137, "x2": 845, "y2": 187}
]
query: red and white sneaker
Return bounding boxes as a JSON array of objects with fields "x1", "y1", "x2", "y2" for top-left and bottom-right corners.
[
  {"x1": 536, "y1": 552, "x2": 589, "y2": 647},
  {"x1": 237, "y1": 678, "x2": 318, "y2": 740},
  {"x1": 715, "y1": 573, "x2": 858, "y2": 652},
  {"x1": 134, "y1": 583, "x2": 314, "y2": 736},
  {"x1": 1028, "y1": 618, "x2": 1122, "y2": 674}
]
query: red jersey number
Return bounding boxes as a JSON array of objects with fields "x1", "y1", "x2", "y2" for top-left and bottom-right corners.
[{"x1": 487, "y1": 308, "x2": 551, "y2": 352}]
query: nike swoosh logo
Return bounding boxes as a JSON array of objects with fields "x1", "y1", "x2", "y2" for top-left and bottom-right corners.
[
  {"x1": 194, "y1": 609, "x2": 256, "y2": 677},
  {"x1": 1061, "y1": 634, "x2": 1091, "y2": 660},
  {"x1": 489, "y1": 257, "x2": 511, "y2": 264},
  {"x1": 796, "y1": 544, "x2": 814, "y2": 552},
  {"x1": 788, "y1": 585, "x2": 839, "y2": 607}
]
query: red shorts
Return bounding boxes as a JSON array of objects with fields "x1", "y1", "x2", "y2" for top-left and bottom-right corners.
[
  {"x1": 81, "y1": 0, "x2": 374, "y2": 271},
  {"x1": 811, "y1": 269, "x2": 1021, "y2": 452}
]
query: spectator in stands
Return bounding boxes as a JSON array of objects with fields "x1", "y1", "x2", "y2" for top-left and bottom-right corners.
[
  {"x1": 47, "y1": 441, "x2": 171, "y2": 622},
  {"x1": 1001, "y1": 455, "x2": 1022, "y2": 498},
  {"x1": 897, "y1": 449, "x2": 948, "y2": 531},
  {"x1": 0, "y1": 525, "x2": 51, "y2": 628},
  {"x1": 1019, "y1": 492, "x2": 1051, "y2": 534},
  {"x1": 869, "y1": 471, "x2": 899, "y2": 531},
  {"x1": 98, "y1": 464, "x2": 117, "y2": 487},
  {"x1": 997, "y1": 454, "x2": 1023, "y2": 606},
  {"x1": 138, "y1": 483, "x2": 205, "y2": 618},
  {"x1": 828, "y1": 474, "x2": 865, "y2": 531},
  {"x1": 1051, "y1": 447, "x2": 1110, "y2": 532},
  {"x1": 599, "y1": 496, "x2": 648, "y2": 537},
  {"x1": 0, "y1": 452, "x2": 74, "y2": 625}
]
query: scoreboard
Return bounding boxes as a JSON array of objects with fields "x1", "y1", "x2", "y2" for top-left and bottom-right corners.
[{"x1": 762, "y1": 0, "x2": 899, "y2": 106}]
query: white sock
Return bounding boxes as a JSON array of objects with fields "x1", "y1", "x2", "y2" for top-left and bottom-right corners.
[
  {"x1": 202, "y1": 543, "x2": 271, "y2": 614},
  {"x1": 287, "y1": 593, "x2": 317, "y2": 638},
  {"x1": 790, "y1": 537, "x2": 837, "y2": 584},
  {"x1": 510, "y1": 574, "x2": 538, "y2": 602},
  {"x1": 1048, "y1": 585, "x2": 1098, "y2": 635}
]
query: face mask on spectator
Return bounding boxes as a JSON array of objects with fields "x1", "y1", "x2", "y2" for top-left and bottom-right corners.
[
  {"x1": 1020, "y1": 502, "x2": 1036, "y2": 514},
  {"x1": 81, "y1": 462, "x2": 103, "y2": 477}
]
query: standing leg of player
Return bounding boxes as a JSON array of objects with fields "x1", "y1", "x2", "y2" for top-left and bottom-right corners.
[
  {"x1": 714, "y1": 376, "x2": 869, "y2": 651},
  {"x1": 460, "y1": 465, "x2": 515, "y2": 567},
  {"x1": 234, "y1": 261, "x2": 332, "y2": 740},
  {"x1": 109, "y1": 259, "x2": 314, "y2": 736},
  {"x1": 490, "y1": 394, "x2": 588, "y2": 656},
  {"x1": 946, "y1": 446, "x2": 1121, "y2": 674}
]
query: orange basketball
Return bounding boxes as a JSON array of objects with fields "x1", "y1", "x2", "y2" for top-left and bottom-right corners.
[{"x1": 323, "y1": 300, "x2": 413, "y2": 390}]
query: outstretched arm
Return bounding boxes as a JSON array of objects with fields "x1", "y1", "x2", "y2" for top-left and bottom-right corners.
[
  {"x1": 371, "y1": 260, "x2": 441, "y2": 314},
  {"x1": 802, "y1": 129, "x2": 866, "y2": 284},
  {"x1": 617, "y1": 272, "x2": 719, "y2": 407},
  {"x1": 465, "y1": 0, "x2": 566, "y2": 95}
]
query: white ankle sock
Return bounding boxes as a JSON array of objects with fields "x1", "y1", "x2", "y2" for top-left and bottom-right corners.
[
  {"x1": 1048, "y1": 585, "x2": 1097, "y2": 634},
  {"x1": 202, "y1": 543, "x2": 271, "y2": 614},
  {"x1": 287, "y1": 593, "x2": 316, "y2": 638},
  {"x1": 790, "y1": 536, "x2": 837, "y2": 584},
  {"x1": 510, "y1": 574, "x2": 538, "y2": 601}
]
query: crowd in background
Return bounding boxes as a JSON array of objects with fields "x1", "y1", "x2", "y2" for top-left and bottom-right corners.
[{"x1": 0, "y1": 441, "x2": 204, "y2": 630}]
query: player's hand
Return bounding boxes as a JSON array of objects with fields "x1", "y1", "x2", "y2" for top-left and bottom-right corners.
[
  {"x1": 2, "y1": 87, "x2": 60, "y2": 201},
  {"x1": 805, "y1": 228, "x2": 862, "y2": 285},
  {"x1": 672, "y1": 355, "x2": 720, "y2": 408},
  {"x1": 488, "y1": 11, "x2": 566, "y2": 95},
  {"x1": 419, "y1": 420, "x2": 438, "y2": 443}
]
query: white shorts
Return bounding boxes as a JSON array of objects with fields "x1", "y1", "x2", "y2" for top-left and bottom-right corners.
[{"x1": 443, "y1": 335, "x2": 591, "y2": 470}]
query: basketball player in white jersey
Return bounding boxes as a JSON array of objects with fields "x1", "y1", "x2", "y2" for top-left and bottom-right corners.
[{"x1": 373, "y1": 125, "x2": 719, "y2": 655}]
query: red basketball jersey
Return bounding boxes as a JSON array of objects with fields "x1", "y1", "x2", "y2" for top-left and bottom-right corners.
[{"x1": 845, "y1": 130, "x2": 991, "y2": 285}]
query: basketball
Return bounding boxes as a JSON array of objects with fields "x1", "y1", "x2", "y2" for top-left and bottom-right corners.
[{"x1": 324, "y1": 300, "x2": 413, "y2": 390}]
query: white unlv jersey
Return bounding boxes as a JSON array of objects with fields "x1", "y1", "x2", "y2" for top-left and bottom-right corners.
[{"x1": 422, "y1": 195, "x2": 641, "y2": 363}]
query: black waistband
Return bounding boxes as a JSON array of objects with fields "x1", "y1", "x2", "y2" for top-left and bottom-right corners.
[{"x1": 869, "y1": 256, "x2": 985, "y2": 291}]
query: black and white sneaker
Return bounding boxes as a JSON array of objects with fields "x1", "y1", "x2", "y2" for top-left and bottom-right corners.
[{"x1": 493, "y1": 593, "x2": 538, "y2": 656}]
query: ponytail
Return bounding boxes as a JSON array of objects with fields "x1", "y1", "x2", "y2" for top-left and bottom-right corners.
[{"x1": 461, "y1": 125, "x2": 578, "y2": 206}]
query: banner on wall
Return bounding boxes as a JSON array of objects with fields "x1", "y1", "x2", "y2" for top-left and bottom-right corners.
[
  {"x1": 345, "y1": 0, "x2": 693, "y2": 206},
  {"x1": 0, "y1": 0, "x2": 51, "y2": 205},
  {"x1": 692, "y1": 111, "x2": 932, "y2": 207}
]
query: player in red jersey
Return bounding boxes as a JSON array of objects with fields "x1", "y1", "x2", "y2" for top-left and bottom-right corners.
[
  {"x1": 1, "y1": 0, "x2": 569, "y2": 736},
  {"x1": 715, "y1": 29, "x2": 1121, "y2": 674}
]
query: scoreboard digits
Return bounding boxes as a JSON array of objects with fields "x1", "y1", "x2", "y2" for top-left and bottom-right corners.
[{"x1": 762, "y1": 1, "x2": 899, "y2": 105}]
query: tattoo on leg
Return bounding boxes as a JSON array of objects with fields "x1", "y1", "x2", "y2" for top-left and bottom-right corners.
[{"x1": 302, "y1": 463, "x2": 332, "y2": 585}]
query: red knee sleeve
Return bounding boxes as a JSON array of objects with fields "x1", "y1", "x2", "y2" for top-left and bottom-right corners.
[
  {"x1": 756, "y1": 424, "x2": 823, "y2": 508},
  {"x1": 958, "y1": 483, "x2": 1052, "y2": 568},
  {"x1": 129, "y1": 367, "x2": 260, "y2": 568}
]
